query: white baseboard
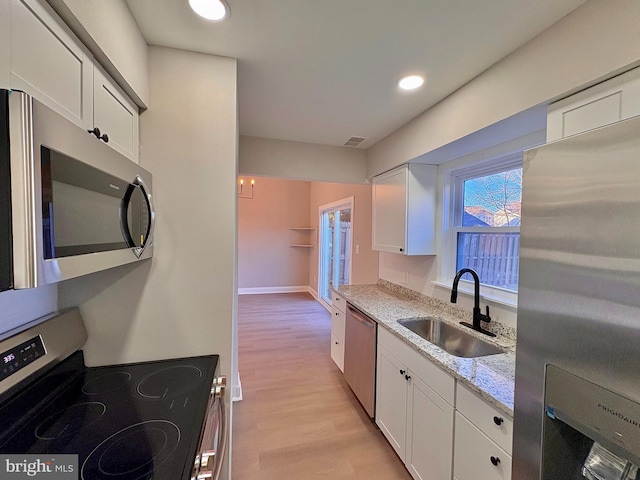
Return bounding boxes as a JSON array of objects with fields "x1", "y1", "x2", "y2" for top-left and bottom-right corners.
[
  {"x1": 232, "y1": 372, "x2": 243, "y2": 402},
  {"x1": 238, "y1": 286, "x2": 313, "y2": 295},
  {"x1": 308, "y1": 287, "x2": 318, "y2": 300}
]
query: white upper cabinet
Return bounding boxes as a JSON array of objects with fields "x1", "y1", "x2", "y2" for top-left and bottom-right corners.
[
  {"x1": 93, "y1": 64, "x2": 139, "y2": 162},
  {"x1": 10, "y1": 0, "x2": 93, "y2": 129},
  {"x1": 7, "y1": 0, "x2": 139, "y2": 162},
  {"x1": 372, "y1": 164, "x2": 437, "y2": 255},
  {"x1": 547, "y1": 67, "x2": 640, "y2": 141}
]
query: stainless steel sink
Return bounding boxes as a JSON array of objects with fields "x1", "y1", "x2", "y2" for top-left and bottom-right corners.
[{"x1": 397, "y1": 317, "x2": 505, "y2": 358}]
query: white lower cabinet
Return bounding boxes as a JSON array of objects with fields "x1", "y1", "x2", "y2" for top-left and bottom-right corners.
[
  {"x1": 330, "y1": 293, "x2": 346, "y2": 371},
  {"x1": 374, "y1": 327, "x2": 514, "y2": 480},
  {"x1": 406, "y1": 373, "x2": 454, "y2": 480},
  {"x1": 376, "y1": 345, "x2": 408, "y2": 456},
  {"x1": 454, "y1": 384, "x2": 513, "y2": 480},
  {"x1": 454, "y1": 412, "x2": 511, "y2": 480},
  {"x1": 376, "y1": 329, "x2": 455, "y2": 480}
]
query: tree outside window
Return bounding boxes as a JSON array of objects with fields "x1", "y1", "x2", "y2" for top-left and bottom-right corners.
[{"x1": 455, "y1": 166, "x2": 522, "y2": 291}]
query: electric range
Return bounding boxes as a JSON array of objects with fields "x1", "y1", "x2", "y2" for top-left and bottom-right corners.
[{"x1": 0, "y1": 308, "x2": 226, "y2": 480}]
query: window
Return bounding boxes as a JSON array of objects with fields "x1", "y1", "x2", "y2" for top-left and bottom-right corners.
[{"x1": 449, "y1": 158, "x2": 522, "y2": 293}]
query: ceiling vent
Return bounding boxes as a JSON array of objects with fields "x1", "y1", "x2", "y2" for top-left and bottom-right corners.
[{"x1": 344, "y1": 136, "x2": 366, "y2": 147}]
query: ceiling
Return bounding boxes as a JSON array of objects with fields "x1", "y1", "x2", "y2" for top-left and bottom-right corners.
[{"x1": 126, "y1": 0, "x2": 586, "y2": 150}]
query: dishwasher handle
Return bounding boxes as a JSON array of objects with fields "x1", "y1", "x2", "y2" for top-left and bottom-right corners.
[{"x1": 348, "y1": 306, "x2": 375, "y2": 328}]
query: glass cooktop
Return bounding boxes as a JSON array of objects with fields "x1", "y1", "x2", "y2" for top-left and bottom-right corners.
[{"x1": 0, "y1": 351, "x2": 218, "y2": 480}]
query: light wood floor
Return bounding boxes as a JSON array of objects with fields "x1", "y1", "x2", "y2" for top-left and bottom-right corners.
[{"x1": 232, "y1": 293, "x2": 412, "y2": 480}]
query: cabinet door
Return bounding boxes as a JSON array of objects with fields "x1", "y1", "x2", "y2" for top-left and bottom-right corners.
[
  {"x1": 375, "y1": 345, "x2": 408, "y2": 460},
  {"x1": 10, "y1": 0, "x2": 93, "y2": 128},
  {"x1": 372, "y1": 166, "x2": 407, "y2": 254},
  {"x1": 406, "y1": 373, "x2": 454, "y2": 480},
  {"x1": 454, "y1": 412, "x2": 512, "y2": 480},
  {"x1": 93, "y1": 64, "x2": 139, "y2": 162},
  {"x1": 330, "y1": 333, "x2": 344, "y2": 372},
  {"x1": 547, "y1": 67, "x2": 640, "y2": 141}
]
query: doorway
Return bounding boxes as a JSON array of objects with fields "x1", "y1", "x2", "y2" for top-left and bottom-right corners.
[{"x1": 318, "y1": 197, "x2": 353, "y2": 309}]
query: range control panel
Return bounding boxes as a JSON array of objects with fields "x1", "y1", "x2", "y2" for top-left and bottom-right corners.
[{"x1": 0, "y1": 335, "x2": 46, "y2": 382}]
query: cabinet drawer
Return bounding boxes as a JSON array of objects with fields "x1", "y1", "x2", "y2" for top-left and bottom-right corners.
[
  {"x1": 330, "y1": 333, "x2": 344, "y2": 372},
  {"x1": 378, "y1": 327, "x2": 455, "y2": 405},
  {"x1": 454, "y1": 412, "x2": 512, "y2": 480},
  {"x1": 332, "y1": 293, "x2": 346, "y2": 313},
  {"x1": 331, "y1": 307, "x2": 346, "y2": 340},
  {"x1": 456, "y1": 383, "x2": 513, "y2": 454}
]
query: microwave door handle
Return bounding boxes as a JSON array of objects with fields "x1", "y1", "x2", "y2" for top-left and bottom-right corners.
[
  {"x1": 135, "y1": 175, "x2": 155, "y2": 251},
  {"x1": 119, "y1": 183, "x2": 136, "y2": 250},
  {"x1": 119, "y1": 176, "x2": 155, "y2": 258}
]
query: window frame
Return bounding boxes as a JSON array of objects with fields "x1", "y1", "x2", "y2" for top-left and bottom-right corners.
[{"x1": 440, "y1": 154, "x2": 522, "y2": 306}]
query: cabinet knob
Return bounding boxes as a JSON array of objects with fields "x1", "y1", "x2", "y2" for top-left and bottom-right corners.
[
  {"x1": 335, "y1": 312, "x2": 339, "y2": 316},
  {"x1": 88, "y1": 127, "x2": 101, "y2": 138},
  {"x1": 399, "y1": 248, "x2": 404, "y2": 252},
  {"x1": 399, "y1": 369, "x2": 406, "y2": 375},
  {"x1": 100, "y1": 133, "x2": 109, "y2": 143},
  {"x1": 335, "y1": 341, "x2": 339, "y2": 345},
  {"x1": 404, "y1": 374, "x2": 411, "y2": 381},
  {"x1": 493, "y1": 416, "x2": 504, "y2": 426},
  {"x1": 490, "y1": 456, "x2": 500, "y2": 466}
]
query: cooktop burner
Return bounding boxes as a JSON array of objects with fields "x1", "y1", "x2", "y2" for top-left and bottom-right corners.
[
  {"x1": 0, "y1": 351, "x2": 218, "y2": 480},
  {"x1": 82, "y1": 372, "x2": 131, "y2": 395},
  {"x1": 35, "y1": 402, "x2": 107, "y2": 440},
  {"x1": 136, "y1": 365, "x2": 203, "y2": 399},
  {"x1": 81, "y1": 420, "x2": 180, "y2": 480}
]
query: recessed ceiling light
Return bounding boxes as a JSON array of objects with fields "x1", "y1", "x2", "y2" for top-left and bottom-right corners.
[
  {"x1": 189, "y1": 0, "x2": 229, "y2": 21},
  {"x1": 398, "y1": 74, "x2": 425, "y2": 91}
]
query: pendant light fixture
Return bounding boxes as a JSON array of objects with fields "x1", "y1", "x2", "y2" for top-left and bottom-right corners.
[{"x1": 189, "y1": 0, "x2": 229, "y2": 21}]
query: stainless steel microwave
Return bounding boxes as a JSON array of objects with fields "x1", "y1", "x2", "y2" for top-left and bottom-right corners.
[{"x1": 4, "y1": 89, "x2": 154, "y2": 289}]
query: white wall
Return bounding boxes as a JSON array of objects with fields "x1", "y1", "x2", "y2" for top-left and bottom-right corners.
[
  {"x1": 238, "y1": 178, "x2": 311, "y2": 291},
  {"x1": 59, "y1": 46, "x2": 237, "y2": 479},
  {"x1": 47, "y1": 0, "x2": 149, "y2": 107},
  {"x1": 240, "y1": 135, "x2": 368, "y2": 184},
  {"x1": 0, "y1": 286, "x2": 57, "y2": 337},
  {"x1": 368, "y1": 0, "x2": 640, "y2": 176}
]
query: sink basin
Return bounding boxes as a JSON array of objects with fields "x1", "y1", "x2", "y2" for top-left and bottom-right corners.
[{"x1": 397, "y1": 318, "x2": 505, "y2": 358}]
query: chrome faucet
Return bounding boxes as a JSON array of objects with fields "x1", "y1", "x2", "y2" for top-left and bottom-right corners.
[{"x1": 451, "y1": 268, "x2": 496, "y2": 337}]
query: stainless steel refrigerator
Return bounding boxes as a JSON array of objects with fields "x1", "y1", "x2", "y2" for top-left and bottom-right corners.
[{"x1": 514, "y1": 116, "x2": 640, "y2": 479}]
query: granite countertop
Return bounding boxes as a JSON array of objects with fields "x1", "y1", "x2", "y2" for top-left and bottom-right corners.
[{"x1": 334, "y1": 281, "x2": 516, "y2": 416}]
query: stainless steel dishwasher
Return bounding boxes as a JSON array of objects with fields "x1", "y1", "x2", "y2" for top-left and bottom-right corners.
[{"x1": 343, "y1": 304, "x2": 377, "y2": 418}]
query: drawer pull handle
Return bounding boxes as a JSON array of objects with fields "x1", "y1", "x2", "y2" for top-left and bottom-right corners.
[
  {"x1": 399, "y1": 369, "x2": 406, "y2": 375},
  {"x1": 490, "y1": 456, "x2": 500, "y2": 466},
  {"x1": 493, "y1": 416, "x2": 504, "y2": 426}
]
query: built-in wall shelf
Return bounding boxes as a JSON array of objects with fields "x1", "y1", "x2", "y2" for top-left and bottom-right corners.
[{"x1": 289, "y1": 227, "x2": 316, "y2": 248}]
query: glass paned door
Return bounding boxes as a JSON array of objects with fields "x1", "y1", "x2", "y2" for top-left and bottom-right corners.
[{"x1": 319, "y1": 199, "x2": 353, "y2": 308}]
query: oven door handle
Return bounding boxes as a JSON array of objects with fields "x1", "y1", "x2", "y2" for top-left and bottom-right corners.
[{"x1": 194, "y1": 378, "x2": 227, "y2": 480}]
